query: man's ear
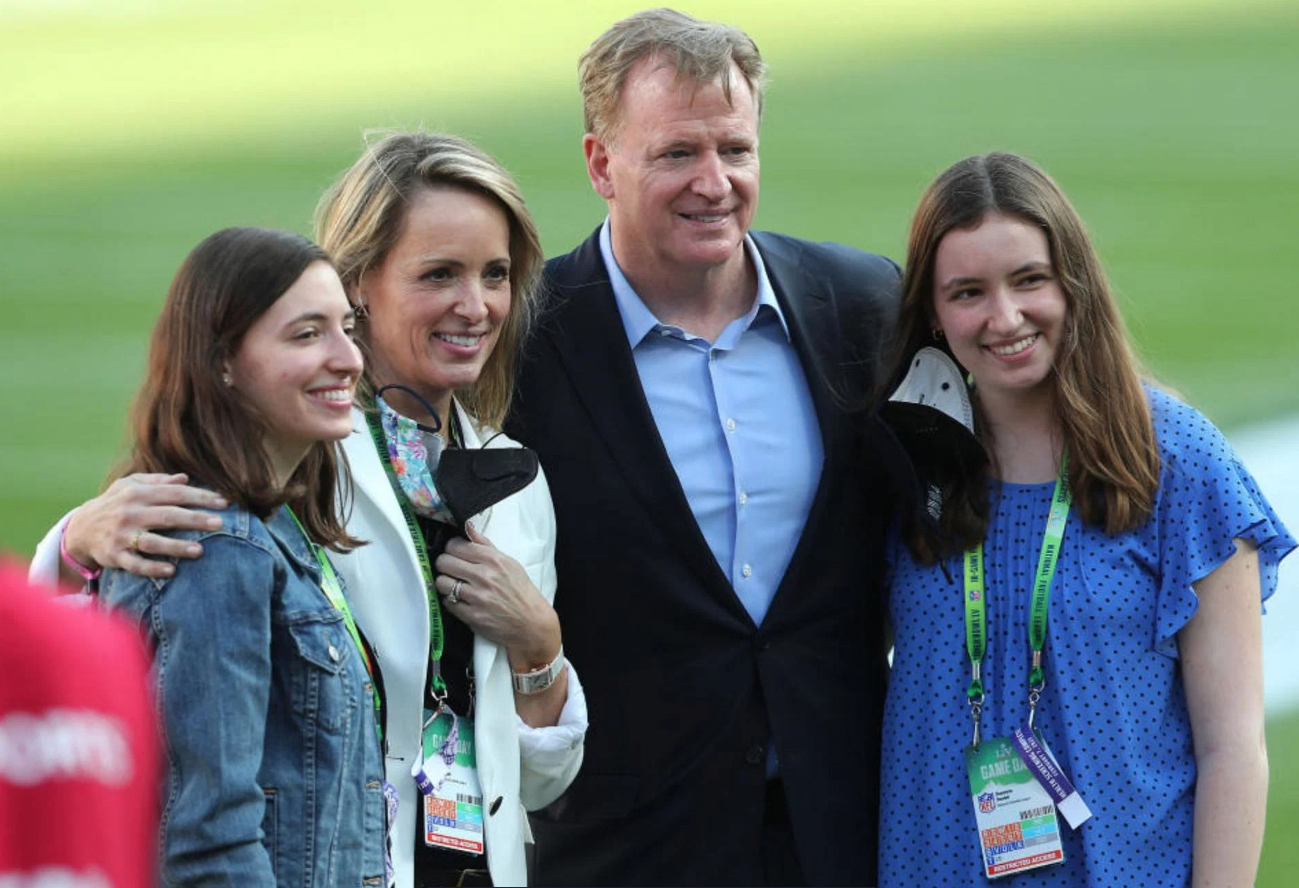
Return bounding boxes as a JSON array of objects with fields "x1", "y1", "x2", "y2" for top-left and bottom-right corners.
[{"x1": 584, "y1": 133, "x2": 615, "y2": 200}]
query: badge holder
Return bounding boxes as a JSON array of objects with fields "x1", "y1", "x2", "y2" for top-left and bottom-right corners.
[
  {"x1": 965, "y1": 676, "x2": 1081, "y2": 879},
  {"x1": 412, "y1": 703, "x2": 484, "y2": 856}
]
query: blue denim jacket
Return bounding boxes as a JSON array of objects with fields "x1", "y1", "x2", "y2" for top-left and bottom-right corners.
[{"x1": 101, "y1": 505, "x2": 387, "y2": 888}]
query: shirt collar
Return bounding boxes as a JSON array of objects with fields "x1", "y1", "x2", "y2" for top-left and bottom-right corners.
[{"x1": 599, "y1": 218, "x2": 790, "y2": 348}]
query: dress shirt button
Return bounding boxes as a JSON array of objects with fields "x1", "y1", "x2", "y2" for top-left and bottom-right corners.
[
  {"x1": 725, "y1": 418, "x2": 737, "y2": 432},
  {"x1": 328, "y1": 644, "x2": 341, "y2": 663},
  {"x1": 739, "y1": 491, "x2": 748, "y2": 506},
  {"x1": 745, "y1": 744, "x2": 765, "y2": 766},
  {"x1": 742, "y1": 564, "x2": 752, "y2": 579}
]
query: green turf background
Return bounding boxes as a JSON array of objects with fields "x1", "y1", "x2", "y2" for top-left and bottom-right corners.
[{"x1": 1, "y1": 1, "x2": 1295, "y2": 881}]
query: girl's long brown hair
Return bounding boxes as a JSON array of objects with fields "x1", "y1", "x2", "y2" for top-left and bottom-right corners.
[
  {"x1": 890, "y1": 153, "x2": 1159, "y2": 561},
  {"x1": 113, "y1": 227, "x2": 360, "y2": 552}
]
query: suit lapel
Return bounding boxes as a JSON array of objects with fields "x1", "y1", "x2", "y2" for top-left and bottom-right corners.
[
  {"x1": 755, "y1": 233, "x2": 843, "y2": 455},
  {"x1": 752, "y1": 234, "x2": 854, "y2": 616},
  {"x1": 541, "y1": 232, "x2": 737, "y2": 602}
]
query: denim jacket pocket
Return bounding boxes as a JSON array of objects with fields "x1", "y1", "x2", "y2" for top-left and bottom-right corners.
[{"x1": 281, "y1": 609, "x2": 355, "y2": 734}]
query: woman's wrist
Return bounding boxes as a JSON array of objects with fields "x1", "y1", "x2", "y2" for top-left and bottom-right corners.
[
  {"x1": 60, "y1": 528, "x2": 101, "y2": 582},
  {"x1": 511, "y1": 646, "x2": 566, "y2": 695},
  {"x1": 506, "y1": 608, "x2": 562, "y2": 673}
]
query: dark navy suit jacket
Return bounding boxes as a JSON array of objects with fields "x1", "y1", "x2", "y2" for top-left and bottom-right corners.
[{"x1": 506, "y1": 228, "x2": 901, "y2": 886}]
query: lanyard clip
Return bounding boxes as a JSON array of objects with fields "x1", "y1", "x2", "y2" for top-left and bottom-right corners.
[
  {"x1": 967, "y1": 661, "x2": 984, "y2": 701},
  {"x1": 1027, "y1": 650, "x2": 1046, "y2": 730},
  {"x1": 429, "y1": 661, "x2": 449, "y2": 708},
  {"x1": 968, "y1": 661, "x2": 985, "y2": 749}
]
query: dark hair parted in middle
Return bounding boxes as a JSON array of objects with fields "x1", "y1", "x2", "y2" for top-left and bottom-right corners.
[
  {"x1": 893, "y1": 152, "x2": 1160, "y2": 561},
  {"x1": 115, "y1": 226, "x2": 360, "y2": 552}
]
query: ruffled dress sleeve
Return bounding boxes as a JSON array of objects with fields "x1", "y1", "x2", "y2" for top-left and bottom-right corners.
[{"x1": 1149, "y1": 387, "x2": 1296, "y2": 656}]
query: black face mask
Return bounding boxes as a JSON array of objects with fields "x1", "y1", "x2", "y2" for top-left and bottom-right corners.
[{"x1": 374, "y1": 383, "x2": 539, "y2": 530}]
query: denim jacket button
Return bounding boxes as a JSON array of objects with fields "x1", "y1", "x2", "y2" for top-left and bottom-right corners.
[{"x1": 328, "y1": 644, "x2": 341, "y2": 663}]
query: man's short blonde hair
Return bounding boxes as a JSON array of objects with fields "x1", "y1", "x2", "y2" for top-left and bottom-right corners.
[{"x1": 579, "y1": 8, "x2": 768, "y2": 143}]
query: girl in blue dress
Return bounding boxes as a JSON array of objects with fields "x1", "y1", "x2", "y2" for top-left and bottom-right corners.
[{"x1": 878, "y1": 152, "x2": 1293, "y2": 887}]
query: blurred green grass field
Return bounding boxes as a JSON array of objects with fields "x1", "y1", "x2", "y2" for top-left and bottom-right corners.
[{"x1": 1, "y1": 1, "x2": 1297, "y2": 881}]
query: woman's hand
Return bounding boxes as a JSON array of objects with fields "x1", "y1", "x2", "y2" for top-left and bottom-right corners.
[
  {"x1": 63, "y1": 473, "x2": 228, "y2": 581},
  {"x1": 433, "y1": 523, "x2": 561, "y2": 667},
  {"x1": 433, "y1": 524, "x2": 568, "y2": 727}
]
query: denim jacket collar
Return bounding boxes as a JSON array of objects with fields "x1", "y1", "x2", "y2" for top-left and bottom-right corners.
[{"x1": 262, "y1": 506, "x2": 324, "y2": 581}]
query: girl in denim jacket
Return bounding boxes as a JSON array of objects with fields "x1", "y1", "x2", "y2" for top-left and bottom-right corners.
[{"x1": 98, "y1": 227, "x2": 389, "y2": 887}]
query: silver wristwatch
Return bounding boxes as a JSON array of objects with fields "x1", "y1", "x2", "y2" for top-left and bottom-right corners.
[{"x1": 512, "y1": 646, "x2": 565, "y2": 695}]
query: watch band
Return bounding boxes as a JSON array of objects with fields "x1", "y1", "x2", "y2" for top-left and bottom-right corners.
[
  {"x1": 60, "y1": 533, "x2": 102, "y2": 583},
  {"x1": 512, "y1": 646, "x2": 565, "y2": 695}
]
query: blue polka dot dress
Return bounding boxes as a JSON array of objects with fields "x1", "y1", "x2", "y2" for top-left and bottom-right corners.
[{"x1": 879, "y1": 387, "x2": 1295, "y2": 887}]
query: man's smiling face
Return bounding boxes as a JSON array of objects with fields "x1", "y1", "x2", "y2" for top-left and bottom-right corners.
[{"x1": 588, "y1": 57, "x2": 760, "y2": 282}]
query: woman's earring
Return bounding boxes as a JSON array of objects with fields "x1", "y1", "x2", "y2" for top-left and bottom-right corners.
[
  {"x1": 222, "y1": 373, "x2": 233, "y2": 387},
  {"x1": 354, "y1": 294, "x2": 369, "y2": 319},
  {"x1": 931, "y1": 328, "x2": 945, "y2": 341}
]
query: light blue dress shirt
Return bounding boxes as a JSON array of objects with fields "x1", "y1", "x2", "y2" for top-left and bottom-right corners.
[{"x1": 599, "y1": 220, "x2": 824, "y2": 628}]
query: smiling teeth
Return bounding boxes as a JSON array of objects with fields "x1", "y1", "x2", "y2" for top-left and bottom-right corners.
[
  {"x1": 315, "y1": 389, "x2": 351, "y2": 401},
  {"x1": 686, "y1": 214, "x2": 725, "y2": 222},
  {"x1": 990, "y1": 335, "x2": 1038, "y2": 356},
  {"x1": 436, "y1": 333, "x2": 481, "y2": 347}
]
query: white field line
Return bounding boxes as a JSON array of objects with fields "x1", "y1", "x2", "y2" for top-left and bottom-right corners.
[{"x1": 1232, "y1": 417, "x2": 1299, "y2": 715}]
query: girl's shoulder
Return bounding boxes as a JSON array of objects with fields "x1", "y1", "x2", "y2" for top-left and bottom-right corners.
[
  {"x1": 1144, "y1": 383, "x2": 1236, "y2": 477},
  {"x1": 103, "y1": 506, "x2": 279, "y2": 597}
]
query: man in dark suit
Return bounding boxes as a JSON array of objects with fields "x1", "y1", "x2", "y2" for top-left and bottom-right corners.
[{"x1": 505, "y1": 9, "x2": 900, "y2": 887}]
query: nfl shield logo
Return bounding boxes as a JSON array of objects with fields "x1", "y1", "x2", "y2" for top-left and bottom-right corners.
[
  {"x1": 968, "y1": 589, "x2": 980, "y2": 601},
  {"x1": 978, "y1": 792, "x2": 996, "y2": 813}
]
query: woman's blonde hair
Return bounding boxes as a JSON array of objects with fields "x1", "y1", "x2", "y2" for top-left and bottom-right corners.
[
  {"x1": 314, "y1": 131, "x2": 543, "y2": 429},
  {"x1": 891, "y1": 152, "x2": 1160, "y2": 560}
]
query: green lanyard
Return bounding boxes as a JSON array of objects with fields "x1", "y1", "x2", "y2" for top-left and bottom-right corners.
[
  {"x1": 364, "y1": 409, "x2": 449, "y2": 701},
  {"x1": 962, "y1": 456, "x2": 1071, "y2": 746},
  {"x1": 284, "y1": 506, "x2": 383, "y2": 742}
]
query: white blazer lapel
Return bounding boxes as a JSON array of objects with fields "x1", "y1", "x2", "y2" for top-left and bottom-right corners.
[
  {"x1": 451, "y1": 399, "x2": 499, "y2": 536},
  {"x1": 454, "y1": 402, "x2": 509, "y2": 721},
  {"x1": 341, "y1": 407, "x2": 424, "y2": 582}
]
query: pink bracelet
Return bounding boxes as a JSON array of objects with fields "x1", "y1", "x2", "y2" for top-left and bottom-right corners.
[{"x1": 60, "y1": 532, "x2": 102, "y2": 583}]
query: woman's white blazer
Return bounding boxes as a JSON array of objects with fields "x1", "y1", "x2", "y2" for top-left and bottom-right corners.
[{"x1": 337, "y1": 404, "x2": 585, "y2": 887}]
